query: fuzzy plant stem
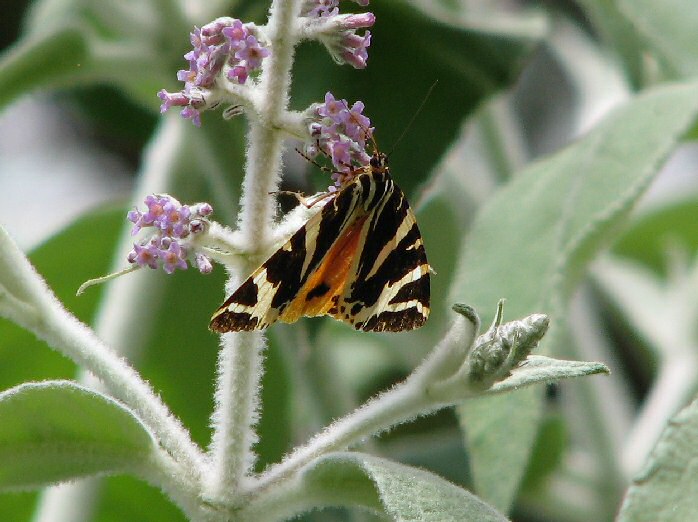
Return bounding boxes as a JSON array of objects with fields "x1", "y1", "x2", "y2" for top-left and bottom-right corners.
[
  {"x1": 206, "y1": 0, "x2": 303, "y2": 502},
  {"x1": 32, "y1": 118, "x2": 205, "y2": 522},
  {"x1": 249, "y1": 316, "x2": 475, "y2": 498}
]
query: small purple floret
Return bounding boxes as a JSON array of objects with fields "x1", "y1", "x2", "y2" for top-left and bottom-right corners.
[
  {"x1": 195, "y1": 253, "x2": 213, "y2": 274},
  {"x1": 222, "y1": 19, "x2": 248, "y2": 48},
  {"x1": 329, "y1": 137, "x2": 352, "y2": 170},
  {"x1": 341, "y1": 12, "x2": 376, "y2": 30},
  {"x1": 235, "y1": 35, "x2": 271, "y2": 70},
  {"x1": 158, "y1": 90, "x2": 190, "y2": 114},
  {"x1": 227, "y1": 65, "x2": 249, "y2": 84},
  {"x1": 318, "y1": 92, "x2": 348, "y2": 122},
  {"x1": 181, "y1": 106, "x2": 202, "y2": 127},
  {"x1": 341, "y1": 31, "x2": 371, "y2": 69},
  {"x1": 161, "y1": 241, "x2": 189, "y2": 274},
  {"x1": 306, "y1": 0, "x2": 371, "y2": 18},
  {"x1": 306, "y1": 0, "x2": 374, "y2": 69},
  {"x1": 306, "y1": 0, "x2": 339, "y2": 17},
  {"x1": 344, "y1": 100, "x2": 371, "y2": 145},
  {"x1": 196, "y1": 203, "x2": 213, "y2": 216},
  {"x1": 129, "y1": 243, "x2": 159, "y2": 270}
]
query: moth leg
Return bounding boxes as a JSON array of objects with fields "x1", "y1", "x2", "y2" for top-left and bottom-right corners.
[
  {"x1": 269, "y1": 190, "x2": 333, "y2": 208},
  {"x1": 295, "y1": 146, "x2": 333, "y2": 174}
]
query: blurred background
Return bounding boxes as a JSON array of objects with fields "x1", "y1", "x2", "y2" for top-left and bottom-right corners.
[{"x1": 2, "y1": 0, "x2": 698, "y2": 521}]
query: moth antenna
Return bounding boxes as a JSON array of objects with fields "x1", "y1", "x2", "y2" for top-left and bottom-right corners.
[{"x1": 387, "y1": 80, "x2": 438, "y2": 157}]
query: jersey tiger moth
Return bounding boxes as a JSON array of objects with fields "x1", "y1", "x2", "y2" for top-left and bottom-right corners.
[{"x1": 209, "y1": 150, "x2": 430, "y2": 333}]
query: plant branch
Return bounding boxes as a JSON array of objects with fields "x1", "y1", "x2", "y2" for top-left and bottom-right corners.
[
  {"x1": 206, "y1": 0, "x2": 304, "y2": 503},
  {"x1": 250, "y1": 315, "x2": 477, "y2": 495},
  {"x1": 30, "y1": 117, "x2": 207, "y2": 522}
]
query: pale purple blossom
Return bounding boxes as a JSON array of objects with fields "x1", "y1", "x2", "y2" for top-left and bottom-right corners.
[
  {"x1": 193, "y1": 202, "x2": 213, "y2": 216},
  {"x1": 195, "y1": 253, "x2": 214, "y2": 274},
  {"x1": 221, "y1": 19, "x2": 247, "y2": 47},
  {"x1": 344, "y1": 100, "x2": 371, "y2": 146},
  {"x1": 306, "y1": 0, "x2": 339, "y2": 18},
  {"x1": 340, "y1": 31, "x2": 371, "y2": 69},
  {"x1": 306, "y1": 1, "x2": 374, "y2": 69},
  {"x1": 161, "y1": 241, "x2": 189, "y2": 274},
  {"x1": 235, "y1": 35, "x2": 271, "y2": 70},
  {"x1": 227, "y1": 65, "x2": 248, "y2": 84},
  {"x1": 328, "y1": 136, "x2": 352, "y2": 169},
  {"x1": 127, "y1": 194, "x2": 214, "y2": 274},
  {"x1": 157, "y1": 90, "x2": 189, "y2": 113},
  {"x1": 305, "y1": 92, "x2": 374, "y2": 187},
  {"x1": 341, "y1": 12, "x2": 375, "y2": 29},
  {"x1": 158, "y1": 17, "x2": 270, "y2": 125},
  {"x1": 128, "y1": 243, "x2": 160, "y2": 270},
  {"x1": 180, "y1": 106, "x2": 202, "y2": 127},
  {"x1": 318, "y1": 92, "x2": 348, "y2": 122}
]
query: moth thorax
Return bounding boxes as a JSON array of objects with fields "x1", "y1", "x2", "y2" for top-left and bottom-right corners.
[{"x1": 370, "y1": 152, "x2": 389, "y2": 172}]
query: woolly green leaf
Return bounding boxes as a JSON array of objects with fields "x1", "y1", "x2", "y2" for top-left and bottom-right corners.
[
  {"x1": 618, "y1": 0, "x2": 698, "y2": 78},
  {"x1": 575, "y1": 0, "x2": 645, "y2": 86},
  {"x1": 303, "y1": 452, "x2": 509, "y2": 521},
  {"x1": 618, "y1": 395, "x2": 698, "y2": 521},
  {"x1": 451, "y1": 81, "x2": 698, "y2": 512},
  {"x1": 486, "y1": 356, "x2": 609, "y2": 395},
  {"x1": 0, "y1": 27, "x2": 91, "y2": 112},
  {"x1": 0, "y1": 380, "x2": 155, "y2": 490}
]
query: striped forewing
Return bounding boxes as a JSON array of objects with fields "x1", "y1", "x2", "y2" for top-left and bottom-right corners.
[{"x1": 209, "y1": 165, "x2": 430, "y2": 333}]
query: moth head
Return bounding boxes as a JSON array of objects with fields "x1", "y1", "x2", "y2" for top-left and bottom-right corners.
[{"x1": 370, "y1": 151, "x2": 389, "y2": 172}]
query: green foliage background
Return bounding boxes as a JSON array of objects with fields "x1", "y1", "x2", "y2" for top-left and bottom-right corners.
[{"x1": 2, "y1": 0, "x2": 698, "y2": 520}]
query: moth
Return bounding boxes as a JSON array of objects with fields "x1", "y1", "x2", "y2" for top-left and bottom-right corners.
[{"x1": 209, "y1": 151, "x2": 430, "y2": 332}]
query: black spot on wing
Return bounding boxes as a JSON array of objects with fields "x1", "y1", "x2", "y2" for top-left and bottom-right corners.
[{"x1": 306, "y1": 282, "x2": 330, "y2": 301}]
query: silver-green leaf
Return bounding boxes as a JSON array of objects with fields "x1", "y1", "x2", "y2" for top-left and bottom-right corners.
[
  {"x1": 618, "y1": 395, "x2": 698, "y2": 521},
  {"x1": 303, "y1": 452, "x2": 509, "y2": 521},
  {"x1": 486, "y1": 355, "x2": 609, "y2": 395},
  {"x1": 0, "y1": 380, "x2": 156, "y2": 490},
  {"x1": 618, "y1": 0, "x2": 698, "y2": 78},
  {"x1": 450, "y1": 81, "x2": 698, "y2": 512}
]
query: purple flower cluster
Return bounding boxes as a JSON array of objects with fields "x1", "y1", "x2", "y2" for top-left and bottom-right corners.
[
  {"x1": 307, "y1": 92, "x2": 374, "y2": 189},
  {"x1": 127, "y1": 195, "x2": 214, "y2": 274},
  {"x1": 305, "y1": 1, "x2": 374, "y2": 69},
  {"x1": 158, "y1": 18, "x2": 270, "y2": 126}
]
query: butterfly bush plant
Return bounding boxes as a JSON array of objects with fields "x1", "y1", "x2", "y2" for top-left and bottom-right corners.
[{"x1": 5, "y1": 0, "x2": 698, "y2": 521}]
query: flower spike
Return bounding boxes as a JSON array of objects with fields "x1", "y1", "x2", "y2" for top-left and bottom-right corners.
[{"x1": 158, "y1": 18, "x2": 271, "y2": 126}]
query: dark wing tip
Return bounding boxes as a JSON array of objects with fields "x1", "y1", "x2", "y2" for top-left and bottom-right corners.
[
  {"x1": 209, "y1": 311, "x2": 260, "y2": 333},
  {"x1": 359, "y1": 307, "x2": 429, "y2": 332}
]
